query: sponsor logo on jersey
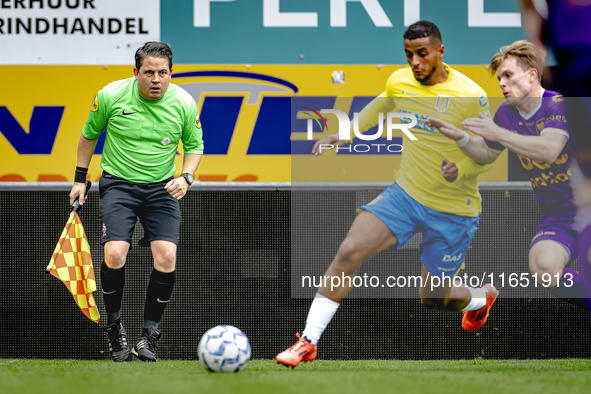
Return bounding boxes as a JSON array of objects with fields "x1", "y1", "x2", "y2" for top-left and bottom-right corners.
[
  {"x1": 161, "y1": 137, "x2": 171, "y2": 146},
  {"x1": 195, "y1": 115, "x2": 201, "y2": 129}
]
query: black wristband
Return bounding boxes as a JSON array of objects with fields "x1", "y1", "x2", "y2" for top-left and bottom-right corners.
[{"x1": 75, "y1": 167, "x2": 88, "y2": 183}]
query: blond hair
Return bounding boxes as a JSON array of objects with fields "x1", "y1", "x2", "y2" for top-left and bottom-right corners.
[{"x1": 489, "y1": 40, "x2": 545, "y2": 82}]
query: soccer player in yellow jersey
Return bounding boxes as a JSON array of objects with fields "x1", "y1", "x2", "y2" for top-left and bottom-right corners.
[{"x1": 276, "y1": 21, "x2": 498, "y2": 368}]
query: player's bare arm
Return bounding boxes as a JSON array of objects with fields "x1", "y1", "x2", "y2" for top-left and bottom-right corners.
[
  {"x1": 426, "y1": 117, "x2": 499, "y2": 164},
  {"x1": 312, "y1": 133, "x2": 348, "y2": 156},
  {"x1": 69, "y1": 134, "x2": 98, "y2": 206},
  {"x1": 312, "y1": 94, "x2": 396, "y2": 156},
  {"x1": 462, "y1": 113, "x2": 568, "y2": 163},
  {"x1": 521, "y1": 0, "x2": 545, "y2": 52},
  {"x1": 165, "y1": 153, "x2": 202, "y2": 200}
]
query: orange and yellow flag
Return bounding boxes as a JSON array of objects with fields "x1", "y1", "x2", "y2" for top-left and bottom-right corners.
[{"x1": 46, "y1": 211, "x2": 100, "y2": 323}]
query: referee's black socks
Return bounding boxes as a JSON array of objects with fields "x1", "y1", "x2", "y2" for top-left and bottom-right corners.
[
  {"x1": 100, "y1": 261, "x2": 126, "y2": 325},
  {"x1": 143, "y1": 268, "x2": 176, "y2": 335}
]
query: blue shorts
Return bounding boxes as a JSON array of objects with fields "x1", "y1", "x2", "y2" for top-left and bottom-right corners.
[{"x1": 359, "y1": 182, "x2": 480, "y2": 278}]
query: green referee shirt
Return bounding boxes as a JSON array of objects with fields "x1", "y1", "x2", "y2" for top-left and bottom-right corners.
[{"x1": 82, "y1": 77, "x2": 204, "y2": 183}]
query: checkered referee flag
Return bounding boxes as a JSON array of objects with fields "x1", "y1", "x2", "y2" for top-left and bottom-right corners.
[{"x1": 46, "y1": 180, "x2": 100, "y2": 323}]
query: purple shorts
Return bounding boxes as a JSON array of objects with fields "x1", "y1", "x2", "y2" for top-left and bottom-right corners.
[{"x1": 530, "y1": 214, "x2": 576, "y2": 259}]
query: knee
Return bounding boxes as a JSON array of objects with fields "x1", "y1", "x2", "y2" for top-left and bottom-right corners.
[
  {"x1": 154, "y1": 249, "x2": 176, "y2": 272},
  {"x1": 530, "y1": 255, "x2": 562, "y2": 280},
  {"x1": 105, "y1": 248, "x2": 127, "y2": 268},
  {"x1": 334, "y1": 238, "x2": 367, "y2": 274}
]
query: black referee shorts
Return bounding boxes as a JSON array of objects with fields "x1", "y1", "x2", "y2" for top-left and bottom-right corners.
[{"x1": 99, "y1": 172, "x2": 180, "y2": 247}]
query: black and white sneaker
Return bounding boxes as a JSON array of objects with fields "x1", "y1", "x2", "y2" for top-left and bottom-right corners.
[
  {"x1": 131, "y1": 326, "x2": 162, "y2": 362},
  {"x1": 102, "y1": 322, "x2": 132, "y2": 362}
]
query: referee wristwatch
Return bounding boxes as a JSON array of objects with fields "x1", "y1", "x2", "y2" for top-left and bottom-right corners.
[{"x1": 180, "y1": 172, "x2": 194, "y2": 186}]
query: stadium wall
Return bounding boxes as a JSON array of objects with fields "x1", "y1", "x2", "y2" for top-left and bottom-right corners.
[
  {"x1": 1, "y1": 0, "x2": 525, "y2": 182},
  {"x1": 1, "y1": 183, "x2": 589, "y2": 360}
]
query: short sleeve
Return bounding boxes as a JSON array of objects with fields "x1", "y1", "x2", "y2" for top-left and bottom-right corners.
[
  {"x1": 539, "y1": 95, "x2": 569, "y2": 139},
  {"x1": 181, "y1": 103, "x2": 204, "y2": 155},
  {"x1": 81, "y1": 90, "x2": 108, "y2": 140}
]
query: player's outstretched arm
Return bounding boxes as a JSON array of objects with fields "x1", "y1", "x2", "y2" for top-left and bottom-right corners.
[
  {"x1": 462, "y1": 113, "x2": 567, "y2": 163},
  {"x1": 521, "y1": 0, "x2": 545, "y2": 51},
  {"x1": 312, "y1": 133, "x2": 347, "y2": 156},
  {"x1": 312, "y1": 93, "x2": 395, "y2": 156},
  {"x1": 426, "y1": 117, "x2": 499, "y2": 164},
  {"x1": 69, "y1": 135, "x2": 98, "y2": 206}
]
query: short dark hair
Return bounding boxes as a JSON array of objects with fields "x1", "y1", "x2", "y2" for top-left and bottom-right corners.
[
  {"x1": 135, "y1": 42, "x2": 173, "y2": 70},
  {"x1": 403, "y1": 21, "x2": 442, "y2": 44}
]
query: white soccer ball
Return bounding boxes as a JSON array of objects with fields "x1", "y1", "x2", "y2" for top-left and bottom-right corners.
[{"x1": 198, "y1": 325, "x2": 251, "y2": 373}]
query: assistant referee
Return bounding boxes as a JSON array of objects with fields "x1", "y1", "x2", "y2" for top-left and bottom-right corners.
[{"x1": 69, "y1": 42, "x2": 204, "y2": 362}]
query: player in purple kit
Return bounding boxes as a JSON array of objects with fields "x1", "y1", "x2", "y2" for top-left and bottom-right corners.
[
  {"x1": 521, "y1": 0, "x2": 591, "y2": 308},
  {"x1": 428, "y1": 40, "x2": 589, "y2": 307}
]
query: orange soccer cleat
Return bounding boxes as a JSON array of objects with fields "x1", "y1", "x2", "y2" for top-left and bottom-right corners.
[
  {"x1": 276, "y1": 333, "x2": 318, "y2": 368},
  {"x1": 462, "y1": 284, "x2": 499, "y2": 332}
]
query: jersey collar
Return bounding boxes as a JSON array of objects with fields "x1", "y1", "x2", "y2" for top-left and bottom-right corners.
[{"x1": 517, "y1": 88, "x2": 545, "y2": 120}]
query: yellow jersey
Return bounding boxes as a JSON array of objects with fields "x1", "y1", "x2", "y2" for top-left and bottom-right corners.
[{"x1": 381, "y1": 64, "x2": 492, "y2": 216}]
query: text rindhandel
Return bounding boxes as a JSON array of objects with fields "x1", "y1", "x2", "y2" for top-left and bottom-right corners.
[{"x1": 307, "y1": 109, "x2": 417, "y2": 154}]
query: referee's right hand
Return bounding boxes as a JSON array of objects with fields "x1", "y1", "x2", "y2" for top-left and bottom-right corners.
[{"x1": 69, "y1": 182, "x2": 87, "y2": 206}]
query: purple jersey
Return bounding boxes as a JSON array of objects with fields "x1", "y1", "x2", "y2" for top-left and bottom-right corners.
[
  {"x1": 547, "y1": 0, "x2": 591, "y2": 52},
  {"x1": 486, "y1": 90, "x2": 575, "y2": 217},
  {"x1": 545, "y1": 1, "x2": 591, "y2": 156}
]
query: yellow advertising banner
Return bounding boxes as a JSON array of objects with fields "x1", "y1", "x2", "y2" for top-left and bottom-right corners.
[{"x1": 0, "y1": 65, "x2": 507, "y2": 182}]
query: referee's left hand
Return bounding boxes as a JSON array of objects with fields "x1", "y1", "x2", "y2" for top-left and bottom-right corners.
[{"x1": 164, "y1": 177, "x2": 189, "y2": 200}]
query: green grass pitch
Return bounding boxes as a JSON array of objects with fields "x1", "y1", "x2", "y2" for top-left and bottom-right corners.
[{"x1": 1, "y1": 359, "x2": 590, "y2": 394}]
